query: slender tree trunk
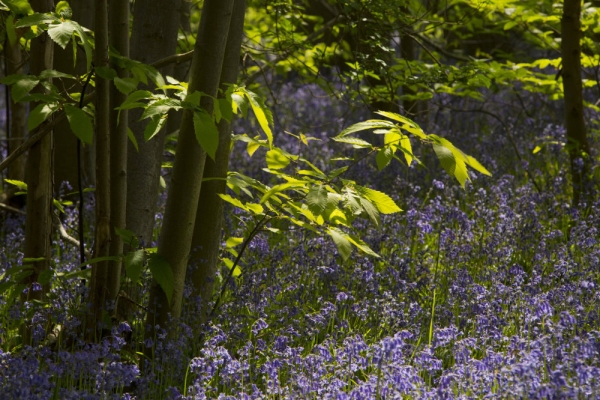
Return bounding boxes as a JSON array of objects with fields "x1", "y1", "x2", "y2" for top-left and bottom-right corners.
[
  {"x1": 22, "y1": 0, "x2": 54, "y2": 344},
  {"x1": 52, "y1": 1, "x2": 94, "y2": 193},
  {"x1": 561, "y1": 0, "x2": 591, "y2": 207},
  {"x1": 88, "y1": 0, "x2": 111, "y2": 338},
  {"x1": 190, "y1": 0, "x2": 246, "y2": 322},
  {"x1": 126, "y1": 0, "x2": 182, "y2": 247},
  {"x1": 145, "y1": 0, "x2": 235, "y2": 341},
  {"x1": 6, "y1": 40, "x2": 27, "y2": 190},
  {"x1": 109, "y1": 0, "x2": 130, "y2": 317}
]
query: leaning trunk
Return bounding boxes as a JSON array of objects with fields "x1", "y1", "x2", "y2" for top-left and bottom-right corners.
[
  {"x1": 561, "y1": 0, "x2": 591, "y2": 206},
  {"x1": 22, "y1": 0, "x2": 54, "y2": 345},
  {"x1": 189, "y1": 0, "x2": 246, "y2": 322},
  {"x1": 145, "y1": 0, "x2": 235, "y2": 342}
]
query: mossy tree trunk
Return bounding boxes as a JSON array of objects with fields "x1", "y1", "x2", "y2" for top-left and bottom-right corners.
[
  {"x1": 561, "y1": 0, "x2": 591, "y2": 207},
  {"x1": 88, "y1": 0, "x2": 111, "y2": 338},
  {"x1": 145, "y1": 0, "x2": 235, "y2": 342},
  {"x1": 22, "y1": 0, "x2": 54, "y2": 345},
  {"x1": 189, "y1": 0, "x2": 246, "y2": 323},
  {"x1": 108, "y1": 0, "x2": 130, "y2": 317}
]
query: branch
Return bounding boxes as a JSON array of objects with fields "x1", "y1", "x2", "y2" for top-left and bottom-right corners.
[
  {"x1": 0, "y1": 51, "x2": 196, "y2": 174},
  {"x1": 53, "y1": 213, "x2": 92, "y2": 259}
]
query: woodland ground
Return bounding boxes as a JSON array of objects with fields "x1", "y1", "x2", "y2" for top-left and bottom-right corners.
[{"x1": 0, "y1": 82, "x2": 599, "y2": 399}]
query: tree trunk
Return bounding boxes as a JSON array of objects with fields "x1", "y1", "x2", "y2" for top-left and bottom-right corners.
[
  {"x1": 190, "y1": 0, "x2": 246, "y2": 322},
  {"x1": 88, "y1": 0, "x2": 111, "y2": 338},
  {"x1": 52, "y1": 0, "x2": 94, "y2": 193},
  {"x1": 108, "y1": 0, "x2": 130, "y2": 318},
  {"x1": 145, "y1": 0, "x2": 235, "y2": 341},
  {"x1": 22, "y1": 0, "x2": 54, "y2": 345},
  {"x1": 126, "y1": 0, "x2": 183, "y2": 247},
  {"x1": 6, "y1": 39, "x2": 27, "y2": 194},
  {"x1": 561, "y1": 0, "x2": 591, "y2": 207}
]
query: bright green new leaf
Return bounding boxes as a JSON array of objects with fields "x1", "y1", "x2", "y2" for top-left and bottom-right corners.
[
  {"x1": 28, "y1": 102, "x2": 59, "y2": 131},
  {"x1": 332, "y1": 136, "x2": 373, "y2": 148},
  {"x1": 219, "y1": 193, "x2": 247, "y2": 210},
  {"x1": 64, "y1": 104, "x2": 93, "y2": 144},
  {"x1": 266, "y1": 148, "x2": 290, "y2": 170},
  {"x1": 327, "y1": 228, "x2": 352, "y2": 261},
  {"x1": 124, "y1": 249, "x2": 145, "y2": 284},
  {"x1": 260, "y1": 181, "x2": 305, "y2": 203},
  {"x1": 15, "y1": 13, "x2": 58, "y2": 28},
  {"x1": 355, "y1": 185, "x2": 402, "y2": 214},
  {"x1": 306, "y1": 184, "x2": 328, "y2": 216},
  {"x1": 465, "y1": 155, "x2": 492, "y2": 176},
  {"x1": 223, "y1": 258, "x2": 242, "y2": 277},
  {"x1": 11, "y1": 75, "x2": 39, "y2": 102},
  {"x1": 141, "y1": 98, "x2": 181, "y2": 120},
  {"x1": 337, "y1": 120, "x2": 394, "y2": 137},
  {"x1": 244, "y1": 90, "x2": 273, "y2": 147},
  {"x1": 38, "y1": 69, "x2": 76, "y2": 80},
  {"x1": 226, "y1": 237, "x2": 244, "y2": 248},
  {"x1": 347, "y1": 234, "x2": 380, "y2": 257},
  {"x1": 5, "y1": 179, "x2": 27, "y2": 190},
  {"x1": 147, "y1": 253, "x2": 174, "y2": 306},
  {"x1": 193, "y1": 110, "x2": 219, "y2": 160},
  {"x1": 48, "y1": 20, "x2": 77, "y2": 49}
]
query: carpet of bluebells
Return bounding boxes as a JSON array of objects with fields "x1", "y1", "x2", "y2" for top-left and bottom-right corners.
[{"x1": 1, "y1": 81, "x2": 599, "y2": 399}]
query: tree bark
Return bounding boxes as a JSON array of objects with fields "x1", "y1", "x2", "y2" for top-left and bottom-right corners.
[
  {"x1": 108, "y1": 0, "x2": 130, "y2": 318},
  {"x1": 190, "y1": 0, "x2": 246, "y2": 322},
  {"x1": 6, "y1": 39, "x2": 27, "y2": 192},
  {"x1": 561, "y1": 0, "x2": 591, "y2": 207},
  {"x1": 145, "y1": 0, "x2": 235, "y2": 340},
  {"x1": 52, "y1": 0, "x2": 94, "y2": 193},
  {"x1": 88, "y1": 0, "x2": 111, "y2": 338},
  {"x1": 22, "y1": 0, "x2": 54, "y2": 344},
  {"x1": 126, "y1": 0, "x2": 183, "y2": 247}
]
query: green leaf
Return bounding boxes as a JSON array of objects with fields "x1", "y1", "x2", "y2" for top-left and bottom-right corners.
[
  {"x1": 226, "y1": 237, "x2": 244, "y2": 248},
  {"x1": 38, "y1": 269, "x2": 54, "y2": 285},
  {"x1": 114, "y1": 227, "x2": 139, "y2": 249},
  {"x1": 327, "y1": 228, "x2": 352, "y2": 261},
  {"x1": 48, "y1": 20, "x2": 77, "y2": 49},
  {"x1": 332, "y1": 136, "x2": 373, "y2": 148},
  {"x1": 306, "y1": 184, "x2": 328, "y2": 216},
  {"x1": 265, "y1": 148, "x2": 290, "y2": 170},
  {"x1": 219, "y1": 193, "x2": 247, "y2": 210},
  {"x1": 94, "y1": 66, "x2": 117, "y2": 80},
  {"x1": 244, "y1": 90, "x2": 273, "y2": 147},
  {"x1": 38, "y1": 69, "x2": 76, "y2": 80},
  {"x1": 231, "y1": 92, "x2": 247, "y2": 117},
  {"x1": 5, "y1": 179, "x2": 27, "y2": 190},
  {"x1": 355, "y1": 185, "x2": 402, "y2": 214},
  {"x1": 28, "y1": 102, "x2": 59, "y2": 131},
  {"x1": 193, "y1": 110, "x2": 219, "y2": 160},
  {"x1": 71, "y1": 21, "x2": 92, "y2": 71},
  {"x1": 6, "y1": 15, "x2": 17, "y2": 45},
  {"x1": 15, "y1": 13, "x2": 58, "y2": 28},
  {"x1": 64, "y1": 104, "x2": 93, "y2": 144},
  {"x1": 124, "y1": 250, "x2": 145, "y2": 284},
  {"x1": 61, "y1": 268, "x2": 92, "y2": 281},
  {"x1": 260, "y1": 181, "x2": 305, "y2": 203},
  {"x1": 222, "y1": 258, "x2": 242, "y2": 277},
  {"x1": 11, "y1": 75, "x2": 39, "y2": 102},
  {"x1": 465, "y1": 155, "x2": 491, "y2": 176},
  {"x1": 218, "y1": 97, "x2": 233, "y2": 122},
  {"x1": 346, "y1": 234, "x2": 380, "y2": 257},
  {"x1": 147, "y1": 253, "x2": 174, "y2": 306},
  {"x1": 141, "y1": 98, "x2": 181, "y2": 120},
  {"x1": 144, "y1": 115, "x2": 167, "y2": 142},
  {"x1": 376, "y1": 147, "x2": 394, "y2": 170},
  {"x1": 114, "y1": 77, "x2": 138, "y2": 95},
  {"x1": 337, "y1": 120, "x2": 394, "y2": 137},
  {"x1": 127, "y1": 127, "x2": 139, "y2": 152},
  {"x1": 359, "y1": 197, "x2": 380, "y2": 227}
]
